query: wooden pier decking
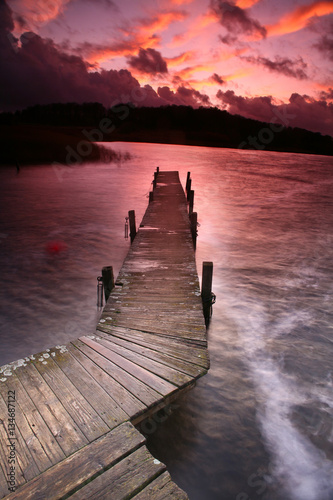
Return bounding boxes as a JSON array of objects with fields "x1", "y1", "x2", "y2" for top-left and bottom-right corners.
[{"x1": 0, "y1": 171, "x2": 209, "y2": 499}]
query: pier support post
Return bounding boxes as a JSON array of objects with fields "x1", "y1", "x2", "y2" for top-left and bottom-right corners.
[
  {"x1": 190, "y1": 212, "x2": 198, "y2": 249},
  {"x1": 186, "y1": 172, "x2": 191, "y2": 194},
  {"x1": 202, "y1": 262, "x2": 213, "y2": 325},
  {"x1": 153, "y1": 171, "x2": 158, "y2": 189},
  {"x1": 97, "y1": 276, "x2": 103, "y2": 307},
  {"x1": 102, "y1": 266, "x2": 114, "y2": 302},
  {"x1": 129, "y1": 210, "x2": 137, "y2": 243},
  {"x1": 189, "y1": 190, "x2": 194, "y2": 215},
  {"x1": 186, "y1": 178, "x2": 192, "y2": 200}
]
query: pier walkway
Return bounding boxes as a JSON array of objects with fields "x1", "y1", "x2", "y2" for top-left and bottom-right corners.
[{"x1": 0, "y1": 171, "x2": 209, "y2": 499}]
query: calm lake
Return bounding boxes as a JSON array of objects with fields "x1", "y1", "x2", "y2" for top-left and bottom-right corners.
[{"x1": 0, "y1": 142, "x2": 332, "y2": 500}]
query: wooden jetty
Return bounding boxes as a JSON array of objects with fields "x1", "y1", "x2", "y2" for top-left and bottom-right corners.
[{"x1": 0, "y1": 171, "x2": 209, "y2": 499}]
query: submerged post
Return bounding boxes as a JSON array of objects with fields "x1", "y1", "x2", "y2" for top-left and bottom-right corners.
[
  {"x1": 190, "y1": 212, "x2": 198, "y2": 249},
  {"x1": 102, "y1": 266, "x2": 114, "y2": 302},
  {"x1": 129, "y1": 210, "x2": 137, "y2": 243},
  {"x1": 202, "y1": 262, "x2": 213, "y2": 325}
]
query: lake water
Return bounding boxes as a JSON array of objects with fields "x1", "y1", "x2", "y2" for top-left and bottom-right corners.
[{"x1": 0, "y1": 142, "x2": 332, "y2": 500}]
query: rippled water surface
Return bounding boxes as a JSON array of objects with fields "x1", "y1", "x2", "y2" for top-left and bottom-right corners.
[{"x1": 0, "y1": 143, "x2": 332, "y2": 500}]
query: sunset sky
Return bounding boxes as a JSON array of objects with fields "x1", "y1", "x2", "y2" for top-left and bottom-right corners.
[{"x1": 1, "y1": 0, "x2": 333, "y2": 135}]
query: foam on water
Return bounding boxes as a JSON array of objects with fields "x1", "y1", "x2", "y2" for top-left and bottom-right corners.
[{"x1": 226, "y1": 296, "x2": 333, "y2": 500}]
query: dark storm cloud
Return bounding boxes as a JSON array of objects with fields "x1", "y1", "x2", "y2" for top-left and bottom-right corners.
[
  {"x1": 0, "y1": 0, "x2": 151, "y2": 109},
  {"x1": 216, "y1": 90, "x2": 333, "y2": 136},
  {"x1": 127, "y1": 48, "x2": 168, "y2": 75},
  {"x1": 211, "y1": 0, "x2": 266, "y2": 39},
  {"x1": 244, "y1": 55, "x2": 309, "y2": 80},
  {"x1": 0, "y1": 1, "x2": 211, "y2": 111}
]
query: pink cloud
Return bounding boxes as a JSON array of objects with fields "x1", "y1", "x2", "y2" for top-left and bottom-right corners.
[{"x1": 216, "y1": 90, "x2": 333, "y2": 136}]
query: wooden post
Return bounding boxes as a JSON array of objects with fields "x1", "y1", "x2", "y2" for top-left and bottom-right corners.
[
  {"x1": 186, "y1": 172, "x2": 191, "y2": 193},
  {"x1": 189, "y1": 189, "x2": 194, "y2": 215},
  {"x1": 186, "y1": 178, "x2": 192, "y2": 200},
  {"x1": 156, "y1": 166, "x2": 159, "y2": 174},
  {"x1": 102, "y1": 266, "x2": 114, "y2": 302},
  {"x1": 190, "y1": 212, "x2": 197, "y2": 249},
  {"x1": 97, "y1": 276, "x2": 103, "y2": 307},
  {"x1": 149, "y1": 191, "x2": 154, "y2": 203},
  {"x1": 128, "y1": 210, "x2": 136, "y2": 243},
  {"x1": 153, "y1": 171, "x2": 158, "y2": 189},
  {"x1": 202, "y1": 262, "x2": 213, "y2": 324}
]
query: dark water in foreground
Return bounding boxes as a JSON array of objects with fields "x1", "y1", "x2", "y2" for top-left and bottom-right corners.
[{"x1": 0, "y1": 143, "x2": 332, "y2": 499}]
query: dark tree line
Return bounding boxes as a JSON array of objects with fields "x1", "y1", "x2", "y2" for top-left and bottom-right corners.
[{"x1": 0, "y1": 102, "x2": 332, "y2": 156}]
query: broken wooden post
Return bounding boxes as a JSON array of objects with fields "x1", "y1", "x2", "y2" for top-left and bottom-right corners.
[
  {"x1": 202, "y1": 262, "x2": 213, "y2": 324},
  {"x1": 102, "y1": 266, "x2": 114, "y2": 302},
  {"x1": 128, "y1": 210, "x2": 136, "y2": 243},
  {"x1": 190, "y1": 212, "x2": 198, "y2": 249}
]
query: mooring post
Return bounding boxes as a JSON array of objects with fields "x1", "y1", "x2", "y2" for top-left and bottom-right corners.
[
  {"x1": 128, "y1": 210, "x2": 137, "y2": 243},
  {"x1": 97, "y1": 276, "x2": 103, "y2": 307},
  {"x1": 189, "y1": 189, "x2": 194, "y2": 215},
  {"x1": 190, "y1": 212, "x2": 198, "y2": 249},
  {"x1": 156, "y1": 166, "x2": 160, "y2": 174},
  {"x1": 202, "y1": 262, "x2": 213, "y2": 324},
  {"x1": 153, "y1": 171, "x2": 158, "y2": 189},
  {"x1": 186, "y1": 178, "x2": 192, "y2": 200},
  {"x1": 102, "y1": 266, "x2": 114, "y2": 302},
  {"x1": 186, "y1": 172, "x2": 191, "y2": 193}
]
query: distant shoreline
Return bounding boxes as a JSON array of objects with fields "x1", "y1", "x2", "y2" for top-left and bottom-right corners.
[{"x1": 0, "y1": 120, "x2": 332, "y2": 167}]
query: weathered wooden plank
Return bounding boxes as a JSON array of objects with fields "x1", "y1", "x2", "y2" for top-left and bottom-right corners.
[
  {"x1": 14, "y1": 363, "x2": 88, "y2": 456},
  {"x1": 52, "y1": 346, "x2": 128, "y2": 429},
  {"x1": 0, "y1": 373, "x2": 65, "y2": 468},
  {"x1": 69, "y1": 445, "x2": 166, "y2": 500},
  {"x1": 3, "y1": 423, "x2": 145, "y2": 500},
  {"x1": 31, "y1": 354, "x2": 110, "y2": 442},
  {"x1": 0, "y1": 466, "x2": 9, "y2": 499},
  {"x1": 96, "y1": 330, "x2": 204, "y2": 378},
  {"x1": 80, "y1": 337, "x2": 177, "y2": 397},
  {"x1": 94, "y1": 335, "x2": 193, "y2": 387},
  {"x1": 0, "y1": 393, "x2": 40, "y2": 482},
  {"x1": 0, "y1": 385, "x2": 52, "y2": 477},
  {"x1": 132, "y1": 471, "x2": 189, "y2": 499},
  {"x1": 72, "y1": 339, "x2": 161, "y2": 408},
  {"x1": 67, "y1": 342, "x2": 145, "y2": 419},
  {"x1": 97, "y1": 326, "x2": 209, "y2": 369},
  {"x1": 0, "y1": 399, "x2": 25, "y2": 490}
]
